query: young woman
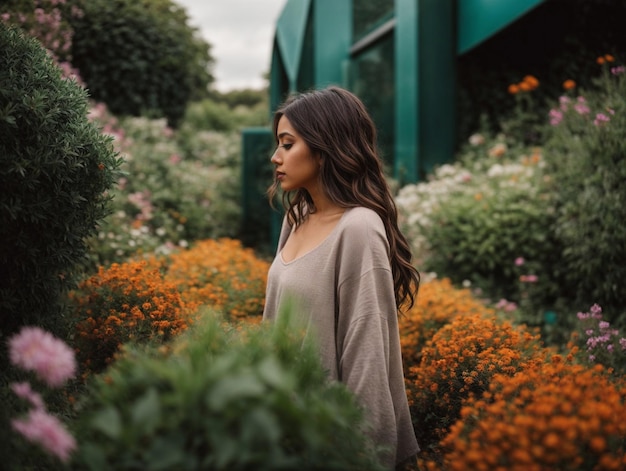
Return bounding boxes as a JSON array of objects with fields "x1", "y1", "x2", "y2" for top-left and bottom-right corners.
[{"x1": 263, "y1": 86, "x2": 420, "y2": 470}]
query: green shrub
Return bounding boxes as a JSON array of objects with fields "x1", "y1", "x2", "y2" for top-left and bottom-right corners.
[
  {"x1": 69, "y1": 0, "x2": 214, "y2": 127},
  {"x1": 0, "y1": 23, "x2": 120, "y2": 336},
  {"x1": 71, "y1": 308, "x2": 386, "y2": 471},
  {"x1": 397, "y1": 136, "x2": 561, "y2": 316},
  {"x1": 543, "y1": 60, "x2": 626, "y2": 324}
]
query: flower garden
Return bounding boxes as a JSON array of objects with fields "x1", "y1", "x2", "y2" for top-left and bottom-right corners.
[{"x1": 2, "y1": 1, "x2": 626, "y2": 470}]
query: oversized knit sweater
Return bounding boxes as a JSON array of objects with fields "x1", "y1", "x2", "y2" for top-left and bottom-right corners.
[{"x1": 263, "y1": 206, "x2": 419, "y2": 469}]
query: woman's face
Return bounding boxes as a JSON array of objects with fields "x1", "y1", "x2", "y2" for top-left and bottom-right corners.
[{"x1": 271, "y1": 115, "x2": 321, "y2": 192}]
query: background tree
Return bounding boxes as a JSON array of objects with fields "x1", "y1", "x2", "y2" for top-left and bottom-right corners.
[{"x1": 69, "y1": 0, "x2": 214, "y2": 127}]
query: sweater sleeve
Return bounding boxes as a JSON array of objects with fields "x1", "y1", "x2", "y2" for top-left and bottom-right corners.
[{"x1": 335, "y1": 209, "x2": 418, "y2": 468}]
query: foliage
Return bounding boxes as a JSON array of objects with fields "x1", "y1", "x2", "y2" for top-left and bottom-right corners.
[
  {"x1": 210, "y1": 88, "x2": 268, "y2": 109},
  {"x1": 69, "y1": 0, "x2": 214, "y2": 126},
  {"x1": 433, "y1": 355, "x2": 626, "y2": 471},
  {"x1": 396, "y1": 135, "x2": 561, "y2": 324},
  {"x1": 85, "y1": 108, "x2": 242, "y2": 268},
  {"x1": 542, "y1": 57, "x2": 626, "y2": 323},
  {"x1": 159, "y1": 238, "x2": 269, "y2": 323},
  {"x1": 71, "y1": 309, "x2": 387, "y2": 471},
  {"x1": 0, "y1": 0, "x2": 83, "y2": 81},
  {"x1": 69, "y1": 260, "x2": 196, "y2": 376},
  {"x1": 180, "y1": 96, "x2": 271, "y2": 133},
  {"x1": 569, "y1": 303, "x2": 626, "y2": 377},
  {"x1": 405, "y1": 310, "x2": 545, "y2": 458},
  {"x1": 0, "y1": 23, "x2": 121, "y2": 337}
]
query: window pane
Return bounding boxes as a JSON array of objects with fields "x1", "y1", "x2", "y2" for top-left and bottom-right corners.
[
  {"x1": 349, "y1": 35, "x2": 395, "y2": 166},
  {"x1": 353, "y1": 0, "x2": 394, "y2": 41}
]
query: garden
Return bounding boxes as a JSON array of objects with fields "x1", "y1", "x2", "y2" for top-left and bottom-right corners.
[{"x1": 1, "y1": 1, "x2": 625, "y2": 470}]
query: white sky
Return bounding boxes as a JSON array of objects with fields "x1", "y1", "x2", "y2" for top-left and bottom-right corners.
[{"x1": 175, "y1": 0, "x2": 288, "y2": 92}]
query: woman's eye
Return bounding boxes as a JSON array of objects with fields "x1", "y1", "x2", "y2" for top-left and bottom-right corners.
[{"x1": 280, "y1": 143, "x2": 293, "y2": 150}]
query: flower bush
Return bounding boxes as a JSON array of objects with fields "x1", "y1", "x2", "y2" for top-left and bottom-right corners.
[
  {"x1": 399, "y1": 278, "x2": 495, "y2": 367},
  {"x1": 406, "y1": 310, "x2": 545, "y2": 458},
  {"x1": 542, "y1": 56, "x2": 626, "y2": 323},
  {"x1": 69, "y1": 260, "x2": 196, "y2": 375},
  {"x1": 569, "y1": 303, "x2": 626, "y2": 376},
  {"x1": 85, "y1": 112, "x2": 242, "y2": 267},
  {"x1": 396, "y1": 135, "x2": 560, "y2": 319},
  {"x1": 1, "y1": 0, "x2": 83, "y2": 82},
  {"x1": 433, "y1": 355, "x2": 626, "y2": 471},
  {"x1": 71, "y1": 310, "x2": 387, "y2": 471},
  {"x1": 159, "y1": 238, "x2": 269, "y2": 323},
  {"x1": 7, "y1": 326, "x2": 77, "y2": 464}
]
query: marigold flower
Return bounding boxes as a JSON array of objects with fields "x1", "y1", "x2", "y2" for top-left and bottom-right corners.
[
  {"x1": 522, "y1": 75, "x2": 539, "y2": 89},
  {"x1": 562, "y1": 79, "x2": 576, "y2": 90},
  {"x1": 507, "y1": 84, "x2": 520, "y2": 94}
]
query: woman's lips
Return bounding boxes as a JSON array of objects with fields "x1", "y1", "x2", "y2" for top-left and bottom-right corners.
[{"x1": 276, "y1": 171, "x2": 285, "y2": 180}]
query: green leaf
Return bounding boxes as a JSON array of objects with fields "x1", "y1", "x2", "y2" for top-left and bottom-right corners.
[
  {"x1": 90, "y1": 406, "x2": 122, "y2": 439},
  {"x1": 131, "y1": 387, "x2": 161, "y2": 434}
]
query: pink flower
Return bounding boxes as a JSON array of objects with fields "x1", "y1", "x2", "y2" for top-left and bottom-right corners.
[
  {"x1": 12, "y1": 409, "x2": 76, "y2": 462},
  {"x1": 594, "y1": 113, "x2": 610, "y2": 126},
  {"x1": 549, "y1": 109, "x2": 563, "y2": 126},
  {"x1": 11, "y1": 382, "x2": 45, "y2": 411},
  {"x1": 9, "y1": 327, "x2": 76, "y2": 387},
  {"x1": 514, "y1": 257, "x2": 525, "y2": 266},
  {"x1": 519, "y1": 274, "x2": 538, "y2": 283}
]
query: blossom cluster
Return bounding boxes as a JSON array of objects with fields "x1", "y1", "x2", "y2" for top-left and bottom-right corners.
[
  {"x1": 8, "y1": 327, "x2": 77, "y2": 462},
  {"x1": 571, "y1": 304, "x2": 626, "y2": 375}
]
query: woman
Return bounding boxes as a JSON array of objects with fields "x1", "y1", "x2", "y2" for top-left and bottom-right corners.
[{"x1": 263, "y1": 86, "x2": 420, "y2": 470}]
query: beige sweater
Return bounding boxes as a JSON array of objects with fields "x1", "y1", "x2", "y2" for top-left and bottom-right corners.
[{"x1": 263, "y1": 207, "x2": 419, "y2": 469}]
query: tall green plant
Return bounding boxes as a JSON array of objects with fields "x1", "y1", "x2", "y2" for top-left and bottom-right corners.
[
  {"x1": 0, "y1": 24, "x2": 121, "y2": 336},
  {"x1": 69, "y1": 0, "x2": 214, "y2": 126},
  {"x1": 543, "y1": 59, "x2": 626, "y2": 323}
]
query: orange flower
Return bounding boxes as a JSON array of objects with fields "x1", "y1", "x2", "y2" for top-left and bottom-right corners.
[
  {"x1": 562, "y1": 79, "x2": 576, "y2": 90},
  {"x1": 507, "y1": 84, "x2": 520, "y2": 94},
  {"x1": 522, "y1": 75, "x2": 539, "y2": 89},
  {"x1": 597, "y1": 56, "x2": 606, "y2": 65},
  {"x1": 604, "y1": 54, "x2": 615, "y2": 62},
  {"x1": 518, "y1": 81, "x2": 532, "y2": 92}
]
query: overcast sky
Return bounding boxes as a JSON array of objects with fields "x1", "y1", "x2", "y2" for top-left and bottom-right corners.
[{"x1": 175, "y1": 0, "x2": 288, "y2": 92}]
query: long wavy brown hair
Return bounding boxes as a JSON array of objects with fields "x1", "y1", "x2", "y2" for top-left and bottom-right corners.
[{"x1": 267, "y1": 86, "x2": 420, "y2": 310}]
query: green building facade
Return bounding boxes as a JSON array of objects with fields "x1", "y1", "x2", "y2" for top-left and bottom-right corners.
[{"x1": 241, "y1": 0, "x2": 545, "y2": 248}]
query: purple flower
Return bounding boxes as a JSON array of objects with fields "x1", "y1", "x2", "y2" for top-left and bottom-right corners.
[
  {"x1": 9, "y1": 327, "x2": 77, "y2": 387},
  {"x1": 12, "y1": 409, "x2": 76, "y2": 462}
]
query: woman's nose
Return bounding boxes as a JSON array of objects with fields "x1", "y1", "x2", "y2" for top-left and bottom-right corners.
[{"x1": 271, "y1": 150, "x2": 280, "y2": 164}]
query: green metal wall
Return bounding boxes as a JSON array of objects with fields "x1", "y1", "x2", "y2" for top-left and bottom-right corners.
[{"x1": 242, "y1": 0, "x2": 546, "y2": 248}]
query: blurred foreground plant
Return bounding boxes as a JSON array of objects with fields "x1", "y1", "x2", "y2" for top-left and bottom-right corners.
[{"x1": 71, "y1": 307, "x2": 387, "y2": 470}]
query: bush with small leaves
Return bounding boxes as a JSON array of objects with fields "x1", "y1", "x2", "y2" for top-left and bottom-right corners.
[{"x1": 0, "y1": 23, "x2": 120, "y2": 337}]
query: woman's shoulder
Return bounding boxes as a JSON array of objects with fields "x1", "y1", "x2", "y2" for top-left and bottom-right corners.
[
  {"x1": 343, "y1": 207, "x2": 385, "y2": 230},
  {"x1": 339, "y1": 207, "x2": 386, "y2": 242}
]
